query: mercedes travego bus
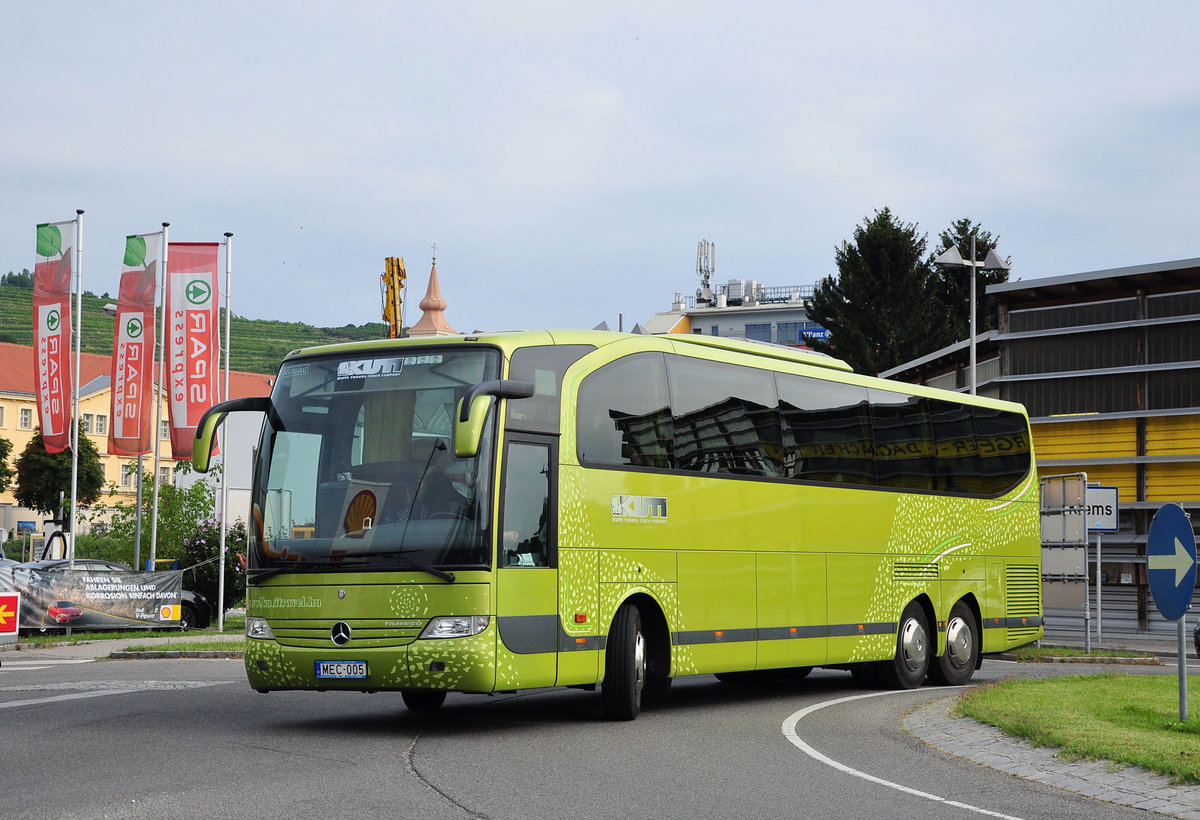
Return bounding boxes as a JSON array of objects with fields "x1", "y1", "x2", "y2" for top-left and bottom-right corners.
[{"x1": 193, "y1": 330, "x2": 1041, "y2": 720}]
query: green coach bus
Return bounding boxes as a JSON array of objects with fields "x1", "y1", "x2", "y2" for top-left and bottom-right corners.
[{"x1": 193, "y1": 329, "x2": 1041, "y2": 720}]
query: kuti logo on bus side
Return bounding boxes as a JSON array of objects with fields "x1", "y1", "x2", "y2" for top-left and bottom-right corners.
[{"x1": 611, "y1": 495, "x2": 668, "y2": 522}]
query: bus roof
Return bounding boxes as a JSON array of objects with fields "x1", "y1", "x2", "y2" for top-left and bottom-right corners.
[{"x1": 282, "y1": 329, "x2": 852, "y2": 371}]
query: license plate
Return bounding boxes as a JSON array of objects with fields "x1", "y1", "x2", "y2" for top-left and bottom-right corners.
[{"x1": 315, "y1": 661, "x2": 368, "y2": 679}]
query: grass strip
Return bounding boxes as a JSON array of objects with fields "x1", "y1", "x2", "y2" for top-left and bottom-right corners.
[
  {"x1": 957, "y1": 673, "x2": 1200, "y2": 783},
  {"x1": 120, "y1": 640, "x2": 244, "y2": 653},
  {"x1": 1005, "y1": 646, "x2": 1151, "y2": 661}
]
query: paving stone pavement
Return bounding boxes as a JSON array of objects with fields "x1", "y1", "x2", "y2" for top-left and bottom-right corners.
[{"x1": 905, "y1": 695, "x2": 1200, "y2": 820}]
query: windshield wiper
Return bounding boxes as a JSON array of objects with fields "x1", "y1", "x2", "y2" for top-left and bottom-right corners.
[
  {"x1": 369, "y1": 550, "x2": 456, "y2": 583},
  {"x1": 248, "y1": 558, "x2": 369, "y2": 585}
]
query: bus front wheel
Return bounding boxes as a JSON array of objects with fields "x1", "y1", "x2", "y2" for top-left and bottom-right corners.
[
  {"x1": 929, "y1": 600, "x2": 979, "y2": 686},
  {"x1": 602, "y1": 604, "x2": 645, "y2": 720},
  {"x1": 878, "y1": 601, "x2": 930, "y2": 690}
]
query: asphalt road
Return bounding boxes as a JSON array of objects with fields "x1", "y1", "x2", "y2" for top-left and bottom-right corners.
[{"x1": 0, "y1": 656, "x2": 1187, "y2": 820}]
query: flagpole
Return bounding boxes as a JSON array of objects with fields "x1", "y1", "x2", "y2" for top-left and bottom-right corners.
[
  {"x1": 68, "y1": 209, "x2": 83, "y2": 566},
  {"x1": 217, "y1": 232, "x2": 232, "y2": 632},
  {"x1": 149, "y1": 223, "x2": 169, "y2": 571}
]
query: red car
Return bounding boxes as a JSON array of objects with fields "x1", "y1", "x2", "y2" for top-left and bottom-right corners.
[{"x1": 47, "y1": 600, "x2": 83, "y2": 624}]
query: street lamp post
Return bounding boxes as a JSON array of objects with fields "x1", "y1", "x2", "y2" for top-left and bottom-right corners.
[{"x1": 934, "y1": 235, "x2": 1010, "y2": 395}]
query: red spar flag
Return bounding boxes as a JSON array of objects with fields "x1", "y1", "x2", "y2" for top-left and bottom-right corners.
[
  {"x1": 33, "y1": 221, "x2": 75, "y2": 453},
  {"x1": 165, "y1": 242, "x2": 220, "y2": 460},
  {"x1": 109, "y1": 234, "x2": 160, "y2": 456}
]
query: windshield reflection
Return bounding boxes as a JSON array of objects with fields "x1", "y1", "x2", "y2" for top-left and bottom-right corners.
[{"x1": 249, "y1": 348, "x2": 499, "y2": 573}]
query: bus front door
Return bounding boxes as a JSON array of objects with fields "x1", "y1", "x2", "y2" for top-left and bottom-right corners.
[{"x1": 495, "y1": 437, "x2": 559, "y2": 689}]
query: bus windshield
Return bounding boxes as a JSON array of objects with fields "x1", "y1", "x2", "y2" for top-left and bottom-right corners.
[{"x1": 248, "y1": 347, "x2": 501, "y2": 577}]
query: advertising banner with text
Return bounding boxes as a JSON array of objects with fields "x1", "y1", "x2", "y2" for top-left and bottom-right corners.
[
  {"x1": 165, "y1": 242, "x2": 220, "y2": 459},
  {"x1": 109, "y1": 234, "x2": 161, "y2": 456},
  {"x1": 33, "y1": 221, "x2": 75, "y2": 453},
  {"x1": 0, "y1": 566, "x2": 183, "y2": 630}
]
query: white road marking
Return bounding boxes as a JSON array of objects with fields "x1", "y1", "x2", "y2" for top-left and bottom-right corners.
[
  {"x1": 782, "y1": 689, "x2": 1026, "y2": 820},
  {"x1": 0, "y1": 688, "x2": 140, "y2": 709},
  {"x1": 1, "y1": 658, "x2": 97, "y2": 669}
]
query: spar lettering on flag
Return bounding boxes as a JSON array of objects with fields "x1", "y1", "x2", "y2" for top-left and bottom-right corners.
[
  {"x1": 109, "y1": 234, "x2": 160, "y2": 456},
  {"x1": 0, "y1": 592, "x2": 19, "y2": 635},
  {"x1": 165, "y1": 242, "x2": 220, "y2": 459},
  {"x1": 33, "y1": 221, "x2": 75, "y2": 453}
]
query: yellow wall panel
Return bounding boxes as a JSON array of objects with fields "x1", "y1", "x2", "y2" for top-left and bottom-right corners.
[
  {"x1": 1146, "y1": 415, "x2": 1200, "y2": 456},
  {"x1": 1031, "y1": 419, "x2": 1136, "y2": 460},
  {"x1": 1146, "y1": 463, "x2": 1200, "y2": 502}
]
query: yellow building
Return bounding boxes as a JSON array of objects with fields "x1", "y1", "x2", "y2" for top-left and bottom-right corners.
[{"x1": 0, "y1": 341, "x2": 271, "y2": 541}]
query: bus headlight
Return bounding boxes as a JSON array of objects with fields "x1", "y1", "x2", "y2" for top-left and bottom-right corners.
[
  {"x1": 245, "y1": 616, "x2": 275, "y2": 640},
  {"x1": 419, "y1": 615, "x2": 489, "y2": 639}
]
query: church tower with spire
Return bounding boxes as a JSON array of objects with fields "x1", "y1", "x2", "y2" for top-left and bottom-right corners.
[{"x1": 407, "y1": 245, "x2": 458, "y2": 337}]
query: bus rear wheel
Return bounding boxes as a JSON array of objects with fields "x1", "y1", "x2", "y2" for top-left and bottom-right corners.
[
  {"x1": 401, "y1": 689, "x2": 447, "y2": 711},
  {"x1": 602, "y1": 604, "x2": 645, "y2": 720},
  {"x1": 928, "y1": 600, "x2": 979, "y2": 686},
  {"x1": 878, "y1": 601, "x2": 930, "y2": 690}
]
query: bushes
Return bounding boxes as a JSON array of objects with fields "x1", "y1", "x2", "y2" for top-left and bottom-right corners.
[
  {"x1": 81, "y1": 465, "x2": 247, "y2": 610},
  {"x1": 180, "y1": 518, "x2": 248, "y2": 610}
]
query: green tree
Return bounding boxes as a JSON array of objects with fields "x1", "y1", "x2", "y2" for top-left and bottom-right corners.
[
  {"x1": 13, "y1": 428, "x2": 105, "y2": 518},
  {"x1": 929, "y1": 217, "x2": 1011, "y2": 345},
  {"x1": 807, "y1": 208, "x2": 939, "y2": 375},
  {"x1": 0, "y1": 435, "x2": 13, "y2": 492},
  {"x1": 1, "y1": 269, "x2": 34, "y2": 288}
]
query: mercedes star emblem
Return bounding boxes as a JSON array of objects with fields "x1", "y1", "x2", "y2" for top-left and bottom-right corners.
[{"x1": 331, "y1": 621, "x2": 352, "y2": 646}]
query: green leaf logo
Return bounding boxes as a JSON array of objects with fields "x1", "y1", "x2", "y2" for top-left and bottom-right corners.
[
  {"x1": 37, "y1": 224, "x2": 63, "y2": 258},
  {"x1": 124, "y1": 235, "x2": 147, "y2": 268}
]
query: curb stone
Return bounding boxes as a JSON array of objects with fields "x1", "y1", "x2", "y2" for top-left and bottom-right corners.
[{"x1": 904, "y1": 696, "x2": 1200, "y2": 820}]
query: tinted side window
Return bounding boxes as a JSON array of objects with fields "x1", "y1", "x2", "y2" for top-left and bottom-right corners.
[
  {"x1": 869, "y1": 390, "x2": 934, "y2": 491},
  {"x1": 577, "y1": 353, "x2": 672, "y2": 468},
  {"x1": 777, "y1": 374, "x2": 874, "y2": 486},
  {"x1": 506, "y1": 345, "x2": 594, "y2": 434},
  {"x1": 929, "y1": 399, "x2": 982, "y2": 493},
  {"x1": 666, "y1": 355, "x2": 782, "y2": 476},
  {"x1": 974, "y1": 406, "x2": 1032, "y2": 494}
]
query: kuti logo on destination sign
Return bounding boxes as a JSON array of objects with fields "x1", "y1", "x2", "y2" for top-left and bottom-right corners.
[
  {"x1": 611, "y1": 495, "x2": 668, "y2": 523},
  {"x1": 337, "y1": 358, "x2": 404, "y2": 379}
]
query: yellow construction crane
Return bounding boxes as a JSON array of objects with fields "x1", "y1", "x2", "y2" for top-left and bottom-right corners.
[{"x1": 382, "y1": 256, "x2": 406, "y2": 338}]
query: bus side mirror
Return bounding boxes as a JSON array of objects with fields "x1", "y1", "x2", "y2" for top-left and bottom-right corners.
[
  {"x1": 193, "y1": 396, "x2": 272, "y2": 473},
  {"x1": 454, "y1": 380, "x2": 535, "y2": 458}
]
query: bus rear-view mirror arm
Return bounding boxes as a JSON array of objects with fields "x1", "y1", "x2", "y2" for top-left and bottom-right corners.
[
  {"x1": 454, "y1": 380, "x2": 535, "y2": 458},
  {"x1": 193, "y1": 396, "x2": 273, "y2": 473}
]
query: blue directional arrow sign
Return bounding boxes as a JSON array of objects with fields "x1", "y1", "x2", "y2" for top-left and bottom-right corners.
[{"x1": 1146, "y1": 504, "x2": 1197, "y2": 622}]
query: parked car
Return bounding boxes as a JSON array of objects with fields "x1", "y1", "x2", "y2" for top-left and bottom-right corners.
[
  {"x1": 47, "y1": 600, "x2": 83, "y2": 624},
  {"x1": 19, "y1": 559, "x2": 212, "y2": 629}
]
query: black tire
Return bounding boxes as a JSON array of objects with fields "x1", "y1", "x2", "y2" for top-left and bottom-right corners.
[
  {"x1": 928, "y1": 600, "x2": 980, "y2": 686},
  {"x1": 877, "y1": 601, "x2": 931, "y2": 690},
  {"x1": 401, "y1": 689, "x2": 447, "y2": 711},
  {"x1": 179, "y1": 603, "x2": 196, "y2": 631},
  {"x1": 602, "y1": 604, "x2": 645, "y2": 720}
]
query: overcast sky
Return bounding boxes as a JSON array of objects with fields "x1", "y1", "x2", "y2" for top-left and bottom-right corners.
[{"x1": 3, "y1": 2, "x2": 1198, "y2": 336}]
